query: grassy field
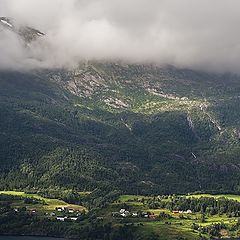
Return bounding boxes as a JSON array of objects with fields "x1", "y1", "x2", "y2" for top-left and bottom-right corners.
[
  {"x1": 137, "y1": 221, "x2": 201, "y2": 240},
  {"x1": 187, "y1": 193, "x2": 240, "y2": 202},
  {"x1": 112, "y1": 193, "x2": 240, "y2": 239},
  {"x1": 0, "y1": 191, "x2": 87, "y2": 211}
]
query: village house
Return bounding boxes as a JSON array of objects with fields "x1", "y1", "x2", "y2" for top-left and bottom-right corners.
[
  {"x1": 30, "y1": 209, "x2": 37, "y2": 214},
  {"x1": 141, "y1": 212, "x2": 149, "y2": 218},
  {"x1": 112, "y1": 209, "x2": 153, "y2": 218},
  {"x1": 56, "y1": 207, "x2": 64, "y2": 212},
  {"x1": 68, "y1": 208, "x2": 75, "y2": 213},
  {"x1": 119, "y1": 209, "x2": 126, "y2": 214},
  {"x1": 112, "y1": 209, "x2": 132, "y2": 218},
  {"x1": 121, "y1": 211, "x2": 131, "y2": 217},
  {"x1": 132, "y1": 213, "x2": 138, "y2": 217},
  {"x1": 56, "y1": 216, "x2": 66, "y2": 221}
]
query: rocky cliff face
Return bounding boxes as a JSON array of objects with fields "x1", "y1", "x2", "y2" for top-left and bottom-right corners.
[{"x1": 0, "y1": 17, "x2": 45, "y2": 42}]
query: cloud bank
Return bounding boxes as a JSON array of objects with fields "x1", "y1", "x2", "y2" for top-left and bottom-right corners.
[{"x1": 1, "y1": 0, "x2": 240, "y2": 73}]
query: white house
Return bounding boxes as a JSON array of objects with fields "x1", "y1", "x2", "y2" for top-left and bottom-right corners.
[
  {"x1": 120, "y1": 209, "x2": 125, "y2": 214},
  {"x1": 56, "y1": 217, "x2": 65, "y2": 221},
  {"x1": 56, "y1": 207, "x2": 64, "y2": 212},
  {"x1": 121, "y1": 212, "x2": 127, "y2": 217},
  {"x1": 68, "y1": 209, "x2": 74, "y2": 213}
]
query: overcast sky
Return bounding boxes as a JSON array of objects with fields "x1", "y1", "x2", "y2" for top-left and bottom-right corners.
[{"x1": 1, "y1": 0, "x2": 240, "y2": 73}]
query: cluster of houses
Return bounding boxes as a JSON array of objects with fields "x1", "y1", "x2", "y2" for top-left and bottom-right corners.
[
  {"x1": 14, "y1": 208, "x2": 37, "y2": 214},
  {"x1": 172, "y1": 210, "x2": 192, "y2": 214},
  {"x1": 112, "y1": 209, "x2": 156, "y2": 219},
  {"x1": 56, "y1": 216, "x2": 78, "y2": 222},
  {"x1": 55, "y1": 206, "x2": 77, "y2": 213},
  {"x1": 54, "y1": 207, "x2": 82, "y2": 222},
  {"x1": 14, "y1": 206, "x2": 83, "y2": 222},
  {"x1": 111, "y1": 208, "x2": 193, "y2": 219}
]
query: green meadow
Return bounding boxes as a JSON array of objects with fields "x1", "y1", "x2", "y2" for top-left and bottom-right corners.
[
  {"x1": 0, "y1": 191, "x2": 87, "y2": 211},
  {"x1": 187, "y1": 193, "x2": 240, "y2": 202},
  {"x1": 113, "y1": 193, "x2": 240, "y2": 239},
  {"x1": 1, "y1": 191, "x2": 240, "y2": 239}
]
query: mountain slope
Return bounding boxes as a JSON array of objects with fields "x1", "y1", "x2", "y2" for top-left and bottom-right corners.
[
  {"x1": 0, "y1": 17, "x2": 45, "y2": 42},
  {"x1": 1, "y1": 63, "x2": 240, "y2": 194}
]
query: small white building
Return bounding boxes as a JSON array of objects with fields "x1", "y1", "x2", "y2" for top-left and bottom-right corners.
[
  {"x1": 120, "y1": 209, "x2": 126, "y2": 214},
  {"x1": 121, "y1": 212, "x2": 127, "y2": 217},
  {"x1": 56, "y1": 217, "x2": 65, "y2": 221},
  {"x1": 56, "y1": 207, "x2": 64, "y2": 212}
]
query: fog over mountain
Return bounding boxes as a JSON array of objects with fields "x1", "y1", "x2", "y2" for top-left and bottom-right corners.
[{"x1": 0, "y1": 0, "x2": 240, "y2": 73}]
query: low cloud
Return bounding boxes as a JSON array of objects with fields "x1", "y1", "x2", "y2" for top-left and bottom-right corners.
[{"x1": 1, "y1": 0, "x2": 240, "y2": 73}]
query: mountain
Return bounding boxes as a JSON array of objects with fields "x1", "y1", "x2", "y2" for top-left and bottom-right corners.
[
  {"x1": 1, "y1": 62, "x2": 240, "y2": 195},
  {"x1": 0, "y1": 17, "x2": 45, "y2": 42}
]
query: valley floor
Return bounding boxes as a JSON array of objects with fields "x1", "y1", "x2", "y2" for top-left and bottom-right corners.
[{"x1": 1, "y1": 191, "x2": 240, "y2": 239}]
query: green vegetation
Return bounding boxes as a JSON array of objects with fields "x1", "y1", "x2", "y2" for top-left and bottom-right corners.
[
  {"x1": 2, "y1": 191, "x2": 240, "y2": 239},
  {"x1": 1, "y1": 63, "x2": 240, "y2": 238},
  {"x1": 187, "y1": 194, "x2": 240, "y2": 202},
  {"x1": 1, "y1": 64, "x2": 240, "y2": 195},
  {"x1": 0, "y1": 191, "x2": 87, "y2": 211}
]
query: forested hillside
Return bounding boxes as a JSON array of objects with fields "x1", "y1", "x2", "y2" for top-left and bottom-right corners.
[{"x1": 1, "y1": 62, "x2": 240, "y2": 194}]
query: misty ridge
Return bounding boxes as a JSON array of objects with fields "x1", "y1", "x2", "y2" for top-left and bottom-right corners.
[{"x1": 1, "y1": 0, "x2": 240, "y2": 74}]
